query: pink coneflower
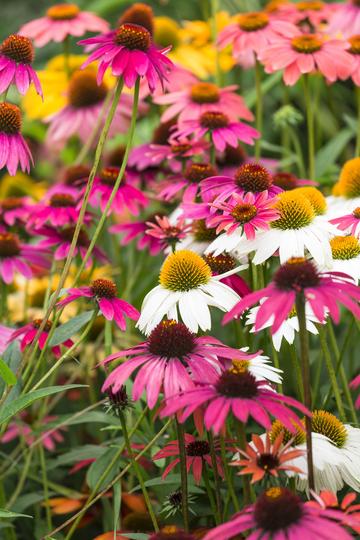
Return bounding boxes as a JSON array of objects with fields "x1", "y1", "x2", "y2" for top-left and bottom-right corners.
[
  {"x1": 29, "y1": 187, "x2": 85, "y2": 228},
  {"x1": 101, "y1": 319, "x2": 244, "y2": 409},
  {"x1": 9, "y1": 319, "x2": 73, "y2": 358},
  {"x1": 0, "y1": 102, "x2": 33, "y2": 176},
  {"x1": 202, "y1": 487, "x2": 355, "y2": 540},
  {"x1": 345, "y1": 35, "x2": 360, "y2": 86},
  {"x1": 158, "y1": 162, "x2": 218, "y2": 203},
  {"x1": 224, "y1": 257, "x2": 360, "y2": 332},
  {"x1": 200, "y1": 162, "x2": 282, "y2": 204},
  {"x1": 79, "y1": 22, "x2": 173, "y2": 91},
  {"x1": 154, "y1": 82, "x2": 253, "y2": 123},
  {"x1": 110, "y1": 216, "x2": 163, "y2": 256},
  {"x1": 207, "y1": 191, "x2": 279, "y2": 241},
  {"x1": 258, "y1": 22, "x2": 353, "y2": 85},
  {"x1": 171, "y1": 111, "x2": 260, "y2": 153},
  {"x1": 232, "y1": 432, "x2": 304, "y2": 484},
  {"x1": 89, "y1": 166, "x2": 148, "y2": 216},
  {"x1": 202, "y1": 252, "x2": 251, "y2": 298},
  {"x1": 130, "y1": 139, "x2": 209, "y2": 173},
  {"x1": 45, "y1": 70, "x2": 135, "y2": 149},
  {"x1": 161, "y1": 363, "x2": 308, "y2": 434},
  {"x1": 19, "y1": 3, "x2": 109, "y2": 47},
  {"x1": 153, "y1": 433, "x2": 224, "y2": 485},
  {"x1": 145, "y1": 215, "x2": 191, "y2": 251},
  {"x1": 0, "y1": 34, "x2": 42, "y2": 97},
  {"x1": 37, "y1": 226, "x2": 107, "y2": 266},
  {"x1": 1, "y1": 414, "x2": 66, "y2": 452},
  {"x1": 57, "y1": 278, "x2": 139, "y2": 331},
  {"x1": 328, "y1": 0, "x2": 360, "y2": 38},
  {"x1": 218, "y1": 12, "x2": 285, "y2": 59},
  {"x1": 0, "y1": 232, "x2": 48, "y2": 284},
  {"x1": 0, "y1": 197, "x2": 32, "y2": 227}
]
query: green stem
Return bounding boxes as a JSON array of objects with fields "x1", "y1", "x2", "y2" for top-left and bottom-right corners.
[
  {"x1": 295, "y1": 292, "x2": 314, "y2": 491},
  {"x1": 0, "y1": 280, "x2": 8, "y2": 322},
  {"x1": 39, "y1": 445, "x2": 52, "y2": 531},
  {"x1": 119, "y1": 412, "x2": 159, "y2": 531},
  {"x1": 356, "y1": 86, "x2": 360, "y2": 157},
  {"x1": 288, "y1": 342, "x2": 304, "y2": 402},
  {"x1": 220, "y1": 436, "x2": 239, "y2": 514},
  {"x1": 6, "y1": 447, "x2": 33, "y2": 509},
  {"x1": 74, "y1": 78, "x2": 140, "y2": 282},
  {"x1": 176, "y1": 419, "x2": 189, "y2": 532},
  {"x1": 207, "y1": 432, "x2": 222, "y2": 523},
  {"x1": 236, "y1": 422, "x2": 251, "y2": 506},
  {"x1": 288, "y1": 126, "x2": 307, "y2": 178},
  {"x1": 0, "y1": 479, "x2": 16, "y2": 540},
  {"x1": 303, "y1": 74, "x2": 315, "y2": 181},
  {"x1": 254, "y1": 58, "x2": 262, "y2": 159},
  {"x1": 105, "y1": 319, "x2": 112, "y2": 357},
  {"x1": 203, "y1": 464, "x2": 219, "y2": 524},
  {"x1": 317, "y1": 325, "x2": 347, "y2": 421},
  {"x1": 271, "y1": 341, "x2": 283, "y2": 394}
]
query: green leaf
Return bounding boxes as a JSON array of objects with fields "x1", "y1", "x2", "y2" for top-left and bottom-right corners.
[
  {"x1": 49, "y1": 311, "x2": 95, "y2": 346},
  {"x1": 0, "y1": 385, "x2": 86, "y2": 426},
  {"x1": 315, "y1": 128, "x2": 353, "y2": 178},
  {"x1": 48, "y1": 445, "x2": 106, "y2": 471},
  {"x1": 0, "y1": 509, "x2": 32, "y2": 519},
  {"x1": 0, "y1": 359, "x2": 17, "y2": 386},
  {"x1": 113, "y1": 481, "x2": 122, "y2": 532},
  {"x1": 87, "y1": 447, "x2": 123, "y2": 492},
  {"x1": 122, "y1": 535, "x2": 149, "y2": 540}
]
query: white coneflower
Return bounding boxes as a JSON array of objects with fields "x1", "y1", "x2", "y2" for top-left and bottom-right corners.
[
  {"x1": 328, "y1": 235, "x2": 360, "y2": 283},
  {"x1": 229, "y1": 350, "x2": 283, "y2": 385},
  {"x1": 137, "y1": 249, "x2": 244, "y2": 334}
]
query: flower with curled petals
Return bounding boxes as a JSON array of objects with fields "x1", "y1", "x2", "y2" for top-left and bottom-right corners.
[{"x1": 0, "y1": 34, "x2": 42, "y2": 97}]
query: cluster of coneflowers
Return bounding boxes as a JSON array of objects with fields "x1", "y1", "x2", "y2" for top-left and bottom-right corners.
[{"x1": 2, "y1": 1, "x2": 360, "y2": 539}]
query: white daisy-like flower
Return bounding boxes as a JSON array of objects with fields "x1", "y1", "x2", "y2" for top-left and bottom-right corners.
[
  {"x1": 231, "y1": 348, "x2": 283, "y2": 385},
  {"x1": 327, "y1": 235, "x2": 360, "y2": 283},
  {"x1": 177, "y1": 219, "x2": 219, "y2": 255},
  {"x1": 137, "y1": 249, "x2": 245, "y2": 334},
  {"x1": 245, "y1": 303, "x2": 319, "y2": 351},
  {"x1": 229, "y1": 191, "x2": 336, "y2": 267},
  {"x1": 205, "y1": 229, "x2": 247, "y2": 257},
  {"x1": 274, "y1": 410, "x2": 360, "y2": 493},
  {"x1": 327, "y1": 157, "x2": 360, "y2": 217}
]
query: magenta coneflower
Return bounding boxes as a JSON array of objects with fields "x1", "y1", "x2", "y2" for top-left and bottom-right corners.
[
  {"x1": 29, "y1": 187, "x2": 85, "y2": 228},
  {"x1": 258, "y1": 22, "x2": 353, "y2": 85},
  {"x1": 153, "y1": 433, "x2": 224, "y2": 485},
  {"x1": 0, "y1": 232, "x2": 48, "y2": 284},
  {"x1": 161, "y1": 363, "x2": 308, "y2": 434},
  {"x1": 158, "y1": 162, "x2": 218, "y2": 203},
  {"x1": 224, "y1": 257, "x2": 360, "y2": 332},
  {"x1": 202, "y1": 487, "x2": 355, "y2": 540},
  {"x1": 79, "y1": 22, "x2": 173, "y2": 91},
  {"x1": 331, "y1": 207, "x2": 360, "y2": 238},
  {"x1": 37, "y1": 226, "x2": 107, "y2": 266},
  {"x1": 154, "y1": 82, "x2": 253, "y2": 123},
  {"x1": 145, "y1": 215, "x2": 191, "y2": 251},
  {"x1": 1, "y1": 414, "x2": 66, "y2": 452},
  {"x1": 200, "y1": 162, "x2": 282, "y2": 203},
  {"x1": 101, "y1": 319, "x2": 243, "y2": 409},
  {"x1": 19, "y1": 3, "x2": 109, "y2": 47},
  {"x1": 89, "y1": 166, "x2": 148, "y2": 216},
  {"x1": 110, "y1": 217, "x2": 163, "y2": 256},
  {"x1": 45, "y1": 70, "x2": 135, "y2": 148},
  {"x1": 57, "y1": 278, "x2": 139, "y2": 331},
  {"x1": 0, "y1": 34, "x2": 42, "y2": 97},
  {"x1": 130, "y1": 139, "x2": 209, "y2": 173},
  {"x1": 9, "y1": 319, "x2": 73, "y2": 358},
  {"x1": 272, "y1": 171, "x2": 318, "y2": 190},
  {"x1": 0, "y1": 197, "x2": 32, "y2": 227},
  {"x1": 171, "y1": 111, "x2": 259, "y2": 153},
  {"x1": 0, "y1": 102, "x2": 33, "y2": 176},
  {"x1": 207, "y1": 191, "x2": 279, "y2": 241}
]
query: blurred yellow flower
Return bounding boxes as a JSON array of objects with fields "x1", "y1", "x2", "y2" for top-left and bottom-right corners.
[{"x1": 0, "y1": 172, "x2": 46, "y2": 200}]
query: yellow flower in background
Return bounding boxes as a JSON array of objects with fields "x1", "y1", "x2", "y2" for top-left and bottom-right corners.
[
  {"x1": 0, "y1": 172, "x2": 46, "y2": 200},
  {"x1": 153, "y1": 14, "x2": 234, "y2": 79}
]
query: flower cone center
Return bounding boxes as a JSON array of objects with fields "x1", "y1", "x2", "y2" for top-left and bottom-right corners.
[
  {"x1": 231, "y1": 202, "x2": 258, "y2": 223},
  {"x1": 185, "y1": 162, "x2": 217, "y2": 183},
  {"x1": 115, "y1": 23, "x2": 151, "y2": 51},
  {"x1": 63, "y1": 164, "x2": 90, "y2": 185},
  {"x1": 353, "y1": 207, "x2": 360, "y2": 219},
  {"x1": 90, "y1": 278, "x2": 117, "y2": 299},
  {"x1": 216, "y1": 370, "x2": 258, "y2": 398},
  {"x1": 257, "y1": 453, "x2": 280, "y2": 471},
  {"x1": 33, "y1": 318, "x2": 52, "y2": 332},
  {"x1": 254, "y1": 487, "x2": 303, "y2": 531},
  {"x1": 337, "y1": 157, "x2": 360, "y2": 198},
  {"x1": 160, "y1": 250, "x2": 211, "y2": 291},
  {"x1": 272, "y1": 192, "x2": 315, "y2": 229},
  {"x1": 1, "y1": 34, "x2": 34, "y2": 64},
  {"x1": 274, "y1": 257, "x2": 320, "y2": 290},
  {"x1": 235, "y1": 163, "x2": 272, "y2": 193},
  {"x1": 49, "y1": 194, "x2": 76, "y2": 207},
  {"x1": 192, "y1": 220, "x2": 217, "y2": 242},
  {"x1": 190, "y1": 82, "x2": 220, "y2": 104},
  {"x1": 148, "y1": 320, "x2": 196, "y2": 358},
  {"x1": 1, "y1": 197, "x2": 23, "y2": 210},
  {"x1": 0, "y1": 233, "x2": 21, "y2": 257},
  {"x1": 294, "y1": 186, "x2": 326, "y2": 215},
  {"x1": 0, "y1": 103, "x2": 21, "y2": 134},
  {"x1": 297, "y1": 1, "x2": 324, "y2": 11},
  {"x1": 237, "y1": 12, "x2": 269, "y2": 31},
  {"x1": 203, "y1": 253, "x2": 236, "y2": 274},
  {"x1": 330, "y1": 235, "x2": 360, "y2": 260},
  {"x1": 200, "y1": 111, "x2": 229, "y2": 129},
  {"x1": 47, "y1": 3, "x2": 80, "y2": 20},
  {"x1": 171, "y1": 143, "x2": 192, "y2": 155},
  {"x1": 270, "y1": 419, "x2": 306, "y2": 445},
  {"x1": 119, "y1": 3, "x2": 154, "y2": 35},
  {"x1": 312, "y1": 410, "x2": 347, "y2": 447},
  {"x1": 68, "y1": 70, "x2": 107, "y2": 108},
  {"x1": 349, "y1": 35, "x2": 360, "y2": 54},
  {"x1": 273, "y1": 172, "x2": 297, "y2": 191},
  {"x1": 291, "y1": 34, "x2": 322, "y2": 53},
  {"x1": 186, "y1": 440, "x2": 210, "y2": 457},
  {"x1": 99, "y1": 166, "x2": 120, "y2": 186}
]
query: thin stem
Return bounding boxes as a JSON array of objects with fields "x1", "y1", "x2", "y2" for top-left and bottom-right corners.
[
  {"x1": 254, "y1": 58, "x2": 262, "y2": 159},
  {"x1": 356, "y1": 86, "x2": 360, "y2": 157},
  {"x1": 0, "y1": 280, "x2": 8, "y2": 322},
  {"x1": 6, "y1": 447, "x2": 33, "y2": 509},
  {"x1": 176, "y1": 419, "x2": 189, "y2": 532},
  {"x1": 295, "y1": 292, "x2": 314, "y2": 491},
  {"x1": 119, "y1": 412, "x2": 159, "y2": 531},
  {"x1": 74, "y1": 78, "x2": 140, "y2": 281},
  {"x1": 207, "y1": 432, "x2": 222, "y2": 523},
  {"x1": 303, "y1": 74, "x2": 315, "y2": 181},
  {"x1": 288, "y1": 342, "x2": 304, "y2": 402},
  {"x1": 271, "y1": 341, "x2": 283, "y2": 394},
  {"x1": 203, "y1": 464, "x2": 219, "y2": 524},
  {"x1": 235, "y1": 422, "x2": 251, "y2": 506},
  {"x1": 220, "y1": 436, "x2": 239, "y2": 514},
  {"x1": 39, "y1": 445, "x2": 52, "y2": 531}
]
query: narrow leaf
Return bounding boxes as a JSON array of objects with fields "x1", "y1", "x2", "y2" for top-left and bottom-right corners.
[
  {"x1": 49, "y1": 311, "x2": 95, "y2": 346},
  {"x1": 0, "y1": 359, "x2": 17, "y2": 386}
]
